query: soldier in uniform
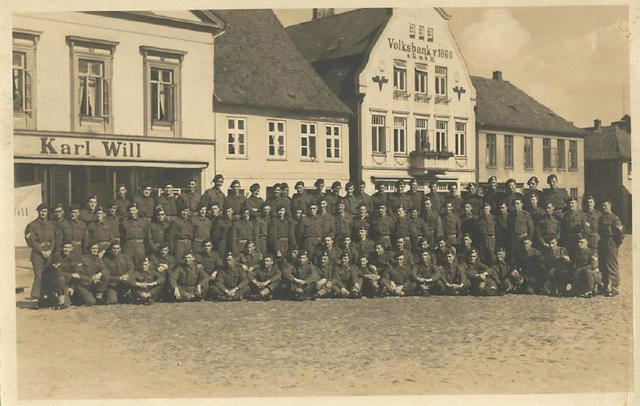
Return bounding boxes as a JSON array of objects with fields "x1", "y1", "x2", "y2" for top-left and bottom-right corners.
[
  {"x1": 572, "y1": 237, "x2": 602, "y2": 298},
  {"x1": 196, "y1": 239, "x2": 222, "y2": 297},
  {"x1": 119, "y1": 204, "x2": 147, "y2": 267},
  {"x1": 370, "y1": 203, "x2": 395, "y2": 249},
  {"x1": 476, "y1": 201, "x2": 496, "y2": 265},
  {"x1": 167, "y1": 206, "x2": 194, "y2": 263},
  {"x1": 333, "y1": 199, "x2": 353, "y2": 242},
  {"x1": 177, "y1": 178, "x2": 200, "y2": 215},
  {"x1": 46, "y1": 240, "x2": 77, "y2": 309},
  {"x1": 230, "y1": 206, "x2": 253, "y2": 255},
  {"x1": 598, "y1": 199, "x2": 624, "y2": 297},
  {"x1": 79, "y1": 195, "x2": 99, "y2": 224},
  {"x1": 282, "y1": 250, "x2": 318, "y2": 300},
  {"x1": 212, "y1": 205, "x2": 234, "y2": 256},
  {"x1": 151, "y1": 242, "x2": 176, "y2": 297},
  {"x1": 267, "y1": 205, "x2": 289, "y2": 258},
  {"x1": 325, "y1": 181, "x2": 342, "y2": 214},
  {"x1": 252, "y1": 202, "x2": 271, "y2": 256},
  {"x1": 410, "y1": 250, "x2": 444, "y2": 295},
  {"x1": 170, "y1": 251, "x2": 208, "y2": 301},
  {"x1": 393, "y1": 205, "x2": 415, "y2": 247},
  {"x1": 371, "y1": 182, "x2": 388, "y2": 212},
  {"x1": 314, "y1": 252, "x2": 345, "y2": 298},
  {"x1": 133, "y1": 184, "x2": 156, "y2": 220},
  {"x1": 354, "y1": 227, "x2": 375, "y2": 261},
  {"x1": 417, "y1": 196, "x2": 443, "y2": 248},
  {"x1": 291, "y1": 181, "x2": 312, "y2": 215},
  {"x1": 380, "y1": 253, "x2": 413, "y2": 296},
  {"x1": 543, "y1": 174, "x2": 569, "y2": 217},
  {"x1": 114, "y1": 184, "x2": 131, "y2": 220},
  {"x1": 583, "y1": 194, "x2": 601, "y2": 251},
  {"x1": 464, "y1": 248, "x2": 500, "y2": 296},
  {"x1": 526, "y1": 192, "x2": 545, "y2": 226},
  {"x1": 51, "y1": 203, "x2": 70, "y2": 253},
  {"x1": 351, "y1": 203, "x2": 370, "y2": 239},
  {"x1": 464, "y1": 182, "x2": 483, "y2": 216},
  {"x1": 190, "y1": 203, "x2": 212, "y2": 255},
  {"x1": 200, "y1": 174, "x2": 225, "y2": 211},
  {"x1": 445, "y1": 184, "x2": 464, "y2": 215},
  {"x1": 247, "y1": 254, "x2": 282, "y2": 300},
  {"x1": 388, "y1": 180, "x2": 409, "y2": 214},
  {"x1": 440, "y1": 249, "x2": 469, "y2": 295},
  {"x1": 502, "y1": 178, "x2": 523, "y2": 210},
  {"x1": 312, "y1": 235, "x2": 342, "y2": 265},
  {"x1": 540, "y1": 237, "x2": 572, "y2": 296},
  {"x1": 64, "y1": 204, "x2": 89, "y2": 254},
  {"x1": 354, "y1": 180, "x2": 373, "y2": 214},
  {"x1": 343, "y1": 181, "x2": 359, "y2": 215},
  {"x1": 103, "y1": 241, "x2": 133, "y2": 304},
  {"x1": 560, "y1": 196, "x2": 589, "y2": 260},
  {"x1": 512, "y1": 238, "x2": 543, "y2": 294},
  {"x1": 460, "y1": 201, "x2": 477, "y2": 243},
  {"x1": 145, "y1": 206, "x2": 170, "y2": 256},
  {"x1": 356, "y1": 255, "x2": 382, "y2": 297},
  {"x1": 483, "y1": 176, "x2": 502, "y2": 212},
  {"x1": 297, "y1": 202, "x2": 323, "y2": 253},
  {"x1": 440, "y1": 201, "x2": 461, "y2": 248},
  {"x1": 507, "y1": 197, "x2": 534, "y2": 262},
  {"x1": 316, "y1": 197, "x2": 335, "y2": 238},
  {"x1": 211, "y1": 252, "x2": 250, "y2": 301},
  {"x1": 25, "y1": 203, "x2": 56, "y2": 303},
  {"x1": 393, "y1": 236, "x2": 415, "y2": 266},
  {"x1": 312, "y1": 178, "x2": 327, "y2": 201},
  {"x1": 523, "y1": 176, "x2": 541, "y2": 212},
  {"x1": 535, "y1": 202, "x2": 561, "y2": 250},
  {"x1": 87, "y1": 206, "x2": 118, "y2": 255},
  {"x1": 495, "y1": 202, "x2": 510, "y2": 256},
  {"x1": 405, "y1": 179, "x2": 423, "y2": 212},
  {"x1": 130, "y1": 256, "x2": 165, "y2": 304},
  {"x1": 492, "y1": 247, "x2": 512, "y2": 293},
  {"x1": 424, "y1": 182, "x2": 443, "y2": 214},
  {"x1": 457, "y1": 233, "x2": 478, "y2": 264},
  {"x1": 155, "y1": 182, "x2": 178, "y2": 220},
  {"x1": 75, "y1": 241, "x2": 110, "y2": 305},
  {"x1": 104, "y1": 201, "x2": 121, "y2": 242},
  {"x1": 245, "y1": 183, "x2": 264, "y2": 216}
]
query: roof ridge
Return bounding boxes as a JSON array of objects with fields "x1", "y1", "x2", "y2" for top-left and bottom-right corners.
[{"x1": 285, "y1": 7, "x2": 389, "y2": 28}]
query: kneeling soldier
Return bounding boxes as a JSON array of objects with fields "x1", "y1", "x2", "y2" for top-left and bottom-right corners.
[
  {"x1": 103, "y1": 241, "x2": 133, "y2": 304},
  {"x1": 283, "y1": 251, "x2": 318, "y2": 300},
  {"x1": 464, "y1": 248, "x2": 500, "y2": 296},
  {"x1": 46, "y1": 240, "x2": 79, "y2": 309},
  {"x1": 314, "y1": 252, "x2": 343, "y2": 298},
  {"x1": 171, "y1": 252, "x2": 208, "y2": 301},
  {"x1": 358, "y1": 256, "x2": 383, "y2": 298},
  {"x1": 71, "y1": 241, "x2": 110, "y2": 306},
  {"x1": 248, "y1": 254, "x2": 282, "y2": 300},
  {"x1": 492, "y1": 247, "x2": 512, "y2": 294},
  {"x1": 334, "y1": 252, "x2": 359, "y2": 298},
  {"x1": 130, "y1": 256, "x2": 165, "y2": 304},
  {"x1": 380, "y1": 253, "x2": 412, "y2": 296},
  {"x1": 572, "y1": 237, "x2": 602, "y2": 298},
  {"x1": 212, "y1": 252, "x2": 250, "y2": 301},
  {"x1": 440, "y1": 249, "x2": 469, "y2": 295},
  {"x1": 410, "y1": 250, "x2": 444, "y2": 296},
  {"x1": 512, "y1": 238, "x2": 543, "y2": 294},
  {"x1": 540, "y1": 237, "x2": 572, "y2": 296}
]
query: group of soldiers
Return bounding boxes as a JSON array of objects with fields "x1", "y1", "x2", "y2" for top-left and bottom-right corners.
[{"x1": 24, "y1": 172, "x2": 625, "y2": 309}]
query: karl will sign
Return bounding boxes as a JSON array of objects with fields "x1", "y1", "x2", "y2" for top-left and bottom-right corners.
[{"x1": 40, "y1": 137, "x2": 142, "y2": 158}]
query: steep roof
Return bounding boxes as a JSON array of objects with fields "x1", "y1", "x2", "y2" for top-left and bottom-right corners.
[
  {"x1": 584, "y1": 124, "x2": 631, "y2": 161},
  {"x1": 285, "y1": 8, "x2": 392, "y2": 63},
  {"x1": 471, "y1": 76, "x2": 586, "y2": 137},
  {"x1": 211, "y1": 9, "x2": 351, "y2": 116}
]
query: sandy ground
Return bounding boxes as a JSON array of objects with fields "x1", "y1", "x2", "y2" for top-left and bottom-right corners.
[{"x1": 14, "y1": 238, "x2": 634, "y2": 399}]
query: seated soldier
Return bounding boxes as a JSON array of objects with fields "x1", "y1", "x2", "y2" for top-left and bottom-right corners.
[
  {"x1": 511, "y1": 238, "x2": 543, "y2": 294},
  {"x1": 130, "y1": 256, "x2": 165, "y2": 304},
  {"x1": 439, "y1": 249, "x2": 469, "y2": 296},
  {"x1": 46, "y1": 240, "x2": 80, "y2": 309},
  {"x1": 492, "y1": 247, "x2": 512, "y2": 294},
  {"x1": 196, "y1": 239, "x2": 223, "y2": 296},
  {"x1": 540, "y1": 237, "x2": 572, "y2": 296},
  {"x1": 69, "y1": 241, "x2": 110, "y2": 306},
  {"x1": 312, "y1": 236, "x2": 342, "y2": 266},
  {"x1": 572, "y1": 237, "x2": 602, "y2": 298},
  {"x1": 393, "y1": 236, "x2": 415, "y2": 265},
  {"x1": 211, "y1": 252, "x2": 250, "y2": 301},
  {"x1": 150, "y1": 242, "x2": 176, "y2": 300},
  {"x1": 103, "y1": 241, "x2": 134, "y2": 304},
  {"x1": 464, "y1": 248, "x2": 500, "y2": 296},
  {"x1": 456, "y1": 233, "x2": 478, "y2": 263},
  {"x1": 238, "y1": 240, "x2": 263, "y2": 274},
  {"x1": 357, "y1": 255, "x2": 383, "y2": 298},
  {"x1": 412, "y1": 237, "x2": 431, "y2": 260},
  {"x1": 434, "y1": 238, "x2": 456, "y2": 266},
  {"x1": 247, "y1": 254, "x2": 282, "y2": 300},
  {"x1": 282, "y1": 250, "x2": 318, "y2": 300},
  {"x1": 333, "y1": 252, "x2": 359, "y2": 298},
  {"x1": 170, "y1": 251, "x2": 209, "y2": 302},
  {"x1": 380, "y1": 253, "x2": 412, "y2": 297},
  {"x1": 354, "y1": 227, "x2": 375, "y2": 262},
  {"x1": 314, "y1": 252, "x2": 343, "y2": 298},
  {"x1": 338, "y1": 235, "x2": 359, "y2": 265},
  {"x1": 410, "y1": 250, "x2": 444, "y2": 296},
  {"x1": 368, "y1": 242, "x2": 393, "y2": 271}
]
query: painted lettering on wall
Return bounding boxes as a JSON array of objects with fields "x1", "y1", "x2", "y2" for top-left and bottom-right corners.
[
  {"x1": 40, "y1": 137, "x2": 142, "y2": 158},
  {"x1": 387, "y1": 38, "x2": 453, "y2": 60}
]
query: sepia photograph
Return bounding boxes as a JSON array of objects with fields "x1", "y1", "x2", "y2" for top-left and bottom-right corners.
[{"x1": 4, "y1": 1, "x2": 636, "y2": 404}]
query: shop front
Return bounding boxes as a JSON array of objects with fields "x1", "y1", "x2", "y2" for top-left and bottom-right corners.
[{"x1": 14, "y1": 130, "x2": 216, "y2": 208}]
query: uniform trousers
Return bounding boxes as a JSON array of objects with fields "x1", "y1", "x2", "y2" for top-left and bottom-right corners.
[
  {"x1": 29, "y1": 253, "x2": 49, "y2": 299},
  {"x1": 598, "y1": 238, "x2": 619, "y2": 288}
]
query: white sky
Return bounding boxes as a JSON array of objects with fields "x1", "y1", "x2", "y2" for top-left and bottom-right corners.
[{"x1": 276, "y1": 7, "x2": 630, "y2": 128}]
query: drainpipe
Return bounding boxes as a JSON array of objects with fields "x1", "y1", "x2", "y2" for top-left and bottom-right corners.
[{"x1": 211, "y1": 29, "x2": 226, "y2": 178}]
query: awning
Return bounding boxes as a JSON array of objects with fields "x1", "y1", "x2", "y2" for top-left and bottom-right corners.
[{"x1": 15, "y1": 157, "x2": 208, "y2": 169}]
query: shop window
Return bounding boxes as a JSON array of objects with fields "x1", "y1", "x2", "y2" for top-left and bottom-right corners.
[
  {"x1": 524, "y1": 137, "x2": 533, "y2": 169},
  {"x1": 372, "y1": 115, "x2": 386, "y2": 154},
  {"x1": 393, "y1": 116, "x2": 407, "y2": 155},
  {"x1": 393, "y1": 60, "x2": 407, "y2": 92},
  {"x1": 455, "y1": 122, "x2": 466, "y2": 156},
  {"x1": 13, "y1": 29, "x2": 39, "y2": 130},
  {"x1": 67, "y1": 36, "x2": 117, "y2": 134},
  {"x1": 325, "y1": 125, "x2": 341, "y2": 160},
  {"x1": 436, "y1": 120, "x2": 447, "y2": 152},
  {"x1": 300, "y1": 122, "x2": 317, "y2": 159},
  {"x1": 268, "y1": 120, "x2": 286, "y2": 158},
  {"x1": 486, "y1": 133, "x2": 496, "y2": 168},
  {"x1": 435, "y1": 66, "x2": 447, "y2": 96},
  {"x1": 409, "y1": 24, "x2": 415, "y2": 38},
  {"x1": 415, "y1": 118, "x2": 428, "y2": 152},
  {"x1": 227, "y1": 117, "x2": 246, "y2": 157},
  {"x1": 504, "y1": 134, "x2": 513, "y2": 168},
  {"x1": 418, "y1": 25, "x2": 425, "y2": 40},
  {"x1": 141, "y1": 46, "x2": 186, "y2": 138},
  {"x1": 569, "y1": 140, "x2": 578, "y2": 171}
]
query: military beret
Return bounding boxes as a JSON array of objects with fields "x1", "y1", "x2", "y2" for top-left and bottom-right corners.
[
  {"x1": 447, "y1": 184, "x2": 456, "y2": 191},
  {"x1": 249, "y1": 183, "x2": 260, "y2": 192},
  {"x1": 36, "y1": 203, "x2": 49, "y2": 211},
  {"x1": 141, "y1": 184, "x2": 152, "y2": 189},
  {"x1": 356, "y1": 202, "x2": 367, "y2": 209},
  {"x1": 109, "y1": 200, "x2": 118, "y2": 207},
  {"x1": 261, "y1": 201, "x2": 272, "y2": 208},
  {"x1": 53, "y1": 202, "x2": 64, "y2": 210},
  {"x1": 396, "y1": 179, "x2": 405, "y2": 186},
  {"x1": 197, "y1": 202, "x2": 207, "y2": 210},
  {"x1": 158, "y1": 242, "x2": 170, "y2": 251},
  {"x1": 527, "y1": 176, "x2": 539, "y2": 184},
  {"x1": 262, "y1": 252, "x2": 274, "y2": 260},
  {"x1": 165, "y1": 181, "x2": 174, "y2": 187},
  {"x1": 359, "y1": 180, "x2": 366, "y2": 186},
  {"x1": 336, "y1": 198, "x2": 346, "y2": 206},
  {"x1": 469, "y1": 248, "x2": 479, "y2": 255},
  {"x1": 314, "y1": 178, "x2": 325, "y2": 187},
  {"x1": 280, "y1": 182, "x2": 289, "y2": 189},
  {"x1": 316, "y1": 196, "x2": 327, "y2": 204},
  {"x1": 201, "y1": 239, "x2": 213, "y2": 247},
  {"x1": 224, "y1": 251, "x2": 234, "y2": 258},
  {"x1": 487, "y1": 176, "x2": 497, "y2": 183},
  {"x1": 331, "y1": 181, "x2": 341, "y2": 188},
  {"x1": 506, "y1": 178, "x2": 516, "y2": 184},
  {"x1": 70, "y1": 204, "x2": 80, "y2": 211},
  {"x1": 95, "y1": 206, "x2": 105, "y2": 212},
  {"x1": 495, "y1": 246, "x2": 506, "y2": 253},
  {"x1": 345, "y1": 181, "x2": 354, "y2": 189},
  {"x1": 127, "y1": 203, "x2": 137, "y2": 210},
  {"x1": 295, "y1": 181, "x2": 305, "y2": 188},
  {"x1": 567, "y1": 196, "x2": 577, "y2": 203},
  {"x1": 182, "y1": 250, "x2": 194, "y2": 258},
  {"x1": 275, "y1": 204, "x2": 287, "y2": 212},
  {"x1": 395, "y1": 204, "x2": 406, "y2": 210},
  {"x1": 117, "y1": 183, "x2": 127, "y2": 190},
  {"x1": 213, "y1": 174, "x2": 224, "y2": 182},
  {"x1": 188, "y1": 177, "x2": 197, "y2": 184},
  {"x1": 154, "y1": 205, "x2": 165, "y2": 213},
  {"x1": 482, "y1": 201, "x2": 492, "y2": 208},
  {"x1": 308, "y1": 201, "x2": 318, "y2": 208},
  {"x1": 87, "y1": 195, "x2": 97, "y2": 201},
  {"x1": 461, "y1": 233, "x2": 472, "y2": 239},
  {"x1": 376, "y1": 202, "x2": 387, "y2": 208},
  {"x1": 87, "y1": 240, "x2": 100, "y2": 248},
  {"x1": 108, "y1": 240, "x2": 121, "y2": 248},
  {"x1": 601, "y1": 198, "x2": 612, "y2": 205},
  {"x1": 546, "y1": 174, "x2": 558, "y2": 183},
  {"x1": 230, "y1": 179, "x2": 240, "y2": 187},
  {"x1": 222, "y1": 204, "x2": 234, "y2": 212},
  {"x1": 466, "y1": 182, "x2": 476, "y2": 190},
  {"x1": 61, "y1": 238, "x2": 73, "y2": 246},
  {"x1": 298, "y1": 250, "x2": 308, "y2": 257}
]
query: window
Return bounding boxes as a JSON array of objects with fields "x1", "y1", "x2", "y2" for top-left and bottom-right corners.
[
  {"x1": 569, "y1": 140, "x2": 578, "y2": 170},
  {"x1": 557, "y1": 139, "x2": 565, "y2": 169},
  {"x1": 486, "y1": 133, "x2": 496, "y2": 168},
  {"x1": 227, "y1": 118, "x2": 246, "y2": 157},
  {"x1": 415, "y1": 118, "x2": 429, "y2": 151},
  {"x1": 13, "y1": 30, "x2": 39, "y2": 130},
  {"x1": 427, "y1": 28, "x2": 434, "y2": 42},
  {"x1": 435, "y1": 66, "x2": 447, "y2": 96},
  {"x1": 570, "y1": 188, "x2": 578, "y2": 199},
  {"x1": 415, "y1": 65, "x2": 427, "y2": 94},
  {"x1": 13, "y1": 51, "x2": 32, "y2": 114},
  {"x1": 325, "y1": 125, "x2": 341, "y2": 159},
  {"x1": 524, "y1": 137, "x2": 533, "y2": 169},
  {"x1": 455, "y1": 122, "x2": 466, "y2": 156},
  {"x1": 372, "y1": 115, "x2": 386, "y2": 154},
  {"x1": 268, "y1": 120, "x2": 286, "y2": 158},
  {"x1": 301, "y1": 123, "x2": 317, "y2": 159},
  {"x1": 393, "y1": 60, "x2": 407, "y2": 92},
  {"x1": 393, "y1": 116, "x2": 407, "y2": 154},
  {"x1": 409, "y1": 24, "x2": 415, "y2": 38},
  {"x1": 418, "y1": 25, "x2": 425, "y2": 40},
  {"x1": 436, "y1": 120, "x2": 448, "y2": 152},
  {"x1": 543, "y1": 138, "x2": 552, "y2": 169},
  {"x1": 68, "y1": 36, "x2": 117, "y2": 133},
  {"x1": 504, "y1": 135, "x2": 514, "y2": 168},
  {"x1": 140, "y1": 46, "x2": 185, "y2": 137}
]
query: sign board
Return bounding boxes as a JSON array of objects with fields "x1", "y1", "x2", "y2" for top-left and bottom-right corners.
[{"x1": 15, "y1": 183, "x2": 42, "y2": 248}]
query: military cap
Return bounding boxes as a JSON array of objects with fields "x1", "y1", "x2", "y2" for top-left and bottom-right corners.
[
  {"x1": 298, "y1": 250, "x2": 309, "y2": 257},
  {"x1": 275, "y1": 204, "x2": 287, "y2": 212},
  {"x1": 567, "y1": 196, "x2": 578, "y2": 203},
  {"x1": 345, "y1": 181, "x2": 354, "y2": 189},
  {"x1": 395, "y1": 204, "x2": 406, "y2": 211},
  {"x1": 158, "y1": 242, "x2": 170, "y2": 251},
  {"x1": 468, "y1": 248, "x2": 479, "y2": 255},
  {"x1": 183, "y1": 250, "x2": 194, "y2": 258},
  {"x1": 583, "y1": 194, "x2": 595, "y2": 201},
  {"x1": 307, "y1": 201, "x2": 318, "y2": 208},
  {"x1": 224, "y1": 251, "x2": 234, "y2": 258},
  {"x1": 213, "y1": 174, "x2": 224, "y2": 182},
  {"x1": 52, "y1": 202, "x2": 64, "y2": 210},
  {"x1": 95, "y1": 206, "x2": 105, "y2": 213},
  {"x1": 601, "y1": 197, "x2": 612, "y2": 204},
  {"x1": 187, "y1": 177, "x2": 198, "y2": 184},
  {"x1": 262, "y1": 252, "x2": 274, "y2": 260},
  {"x1": 336, "y1": 198, "x2": 346, "y2": 206},
  {"x1": 87, "y1": 195, "x2": 97, "y2": 201},
  {"x1": 141, "y1": 184, "x2": 152, "y2": 189},
  {"x1": 295, "y1": 181, "x2": 305, "y2": 188},
  {"x1": 466, "y1": 182, "x2": 476, "y2": 190},
  {"x1": 117, "y1": 183, "x2": 127, "y2": 190},
  {"x1": 249, "y1": 183, "x2": 260, "y2": 192},
  {"x1": 376, "y1": 202, "x2": 387, "y2": 208},
  {"x1": 109, "y1": 200, "x2": 118, "y2": 207},
  {"x1": 495, "y1": 246, "x2": 506, "y2": 253},
  {"x1": 527, "y1": 176, "x2": 539, "y2": 185},
  {"x1": 280, "y1": 182, "x2": 289, "y2": 189},
  {"x1": 36, "y1": 203, "x2": 49, "y2": 211},
  {"x1": 70, "y1": 204, "x2": 80, "y2": 211},
  {"x1": 546, "y1": 174, "x2": 558, "y2": 183},
  {"x1": 154, "y1": 205, "x2": 165, "y2": 213},
  {"x1": 230, "y1": 179, "x2": 240, "y2": 187},
  {"x1": 331, "y1": 181, "x2": 342, "y2": 188},
  {"x1": 61, "y1": 238, "x2": 74, "y2": 246},
  {"x1": 506, "y1": 178, "x2": 516, "y2": 184},
  {"x1": 201, "y1": 239, "x2": 213, "y2": 247},
  {"x1": 197, "y1": 202, "x2": 207, "y2": 210},
  {"x1": 356, "y1": 202, "x2": 367, "y2": 209},
  {"x1": 316, "y1": 196, "x2": 327, "y2": 204},
  {"x1": 108, "y1": 240, "x2": 121, "y2": 248},
  {"x1": 481, "y1": 201, "x2": 492, "y2": 208},
  {"x1": 461, "y1": 232, "x2": 472, "y2": 239},
  {"x1": 487, "y1": 176, "x2": 497, "y2": 183},
  {"x1": 314, "y1": 178, "x2": 325, "y2": 187},
  {"x1": 87, "y1": 240, "x2": 100, "y2": 248},
  {"x1": 396, "y1": 179, "x2": 405, "y2": 186},
  {"x1": 127, "y1": 202, "x2": 138, "y2": 210}
]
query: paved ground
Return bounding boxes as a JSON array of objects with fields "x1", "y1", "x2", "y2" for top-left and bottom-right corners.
[{"x1": 14, "y1": 239, "x2": 634, "y2": 399}]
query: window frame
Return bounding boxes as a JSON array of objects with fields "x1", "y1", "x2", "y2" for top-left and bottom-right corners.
[
  {"x1": 409, "y1": 24, "x2": 415, "y2": 39},
  {"x1": 267, "y1": 120, "x2": 287, "y2": 160},
  {"x1": 556, "y1": 139, "x2": 566, "y2": 170},
  {"x1": 435, "y1": 66, "x2": 447, "y2": 97},
  {"x1": 393, "y1": 116, "x2": 407, "y2": 155},
  {"x1": 504, "y1": 134, "x2": 514, "y2": 168},
  {"x1": 418, "y1": 25, "x2": 425, "y2": 40},
  {"x1": 372, "y1": 114, "x2": 386, "y2": 155},
  {"x1": 454, "y1": 122, "x2": 466, "y2": 157},
  {"x1": 543, "y1": 138, "x2": 552, "y2": 170},
  {"x1": 415, "y1": 65, "x2": 428, "y2": 94},
  {"x1": 435, "y1": 120, "x2": 448, "y2": 153},
  {"x1": 13, "y1": 30, "x2": 40, "y2": 130},
  {"x1": 486, "y1": 133, "x2": 497, "y2": 168},
  {"x1": 524, "y1": 136, "x2": 534, "y2": 170},
  {"x1": 300, "y1": 122, "x2": 318, "y2": 160},
  {"x1": 226, "y1": 117, "x2": 247, "y2": 158},
  {"x1": 393, "y1": 60, "x2": 407, "y2": 92},
  {"x1": 325, "y1": 124, "x2": 342, "y2": 161},
  {"x1": 568, "y1": 140, "x2": 578, "y2": 171},
  {"x1": 415, "y1": 118, "x2": 429, "y2": 152}
]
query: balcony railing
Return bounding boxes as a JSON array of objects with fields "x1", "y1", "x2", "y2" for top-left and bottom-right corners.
[{"x1": 409, "y1": 149, "x2": 456, "y2": 175}]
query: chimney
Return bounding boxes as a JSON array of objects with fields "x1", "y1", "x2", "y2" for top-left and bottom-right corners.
[
  {"x1": 313, "y1": 8, "x2": 335, "y2": 20},
  {"x1": 593, "y1": 119, "x2": 601, "y2": 129},
  {"x1": 492, "y1": 70, "x2": 502, "y2": 81}
]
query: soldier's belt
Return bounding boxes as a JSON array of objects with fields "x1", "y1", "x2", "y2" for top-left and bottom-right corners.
[{"x1": 126, "y1": 239, "x2": 144, "y2": 243}]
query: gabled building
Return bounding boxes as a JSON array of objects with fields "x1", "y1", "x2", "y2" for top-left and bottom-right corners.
[
  {"x1": 286, "y1": 8, "x2": 476, "y2": 193},
  {"x1": 473, "y1": 72, "x2": 586, "y2": 197},
  {"x1": 584, "y1": 116, "x2": 632, "y2": 229},
  {"x1": 211, "y1": 9, "x2": 352, "y2": 196}
]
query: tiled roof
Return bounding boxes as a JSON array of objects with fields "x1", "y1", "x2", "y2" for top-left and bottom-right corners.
[
  {"x1": 584, "y1": 124, "x2": 631, "y2": 161},
  {"x1": 212, "y1": 9, "x2": 351, "y2": 116},
  {"x1": 471, "y1": 76, "x2": 586, "y2": 137}
]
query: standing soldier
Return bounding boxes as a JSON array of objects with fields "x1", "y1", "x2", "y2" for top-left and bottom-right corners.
[
  {"x1": 245, "y1": 183, "x2": 264, "y2": 216},
  {"x1": 280, "y1": 182, "x2": 293, "y2": 213},
  {"x1": 325, "y1": 181, "x2": 343, "y2": 214},
  {"x1": 354, "y1": 227, "x2": 375, "y2": 262},
  {"x1": 523, "y1": 176, "x2": 541, "y2": 212},
  {"x1": 87, "y1": 206, "x2": 117, "y2": 255},
  {"x1": 168, "y1": 206, "x2": 194, "y2": 263},
  {"x1": 104, "y1": 201, "x2": 121, "y2": 243},
  {"x1": 440, "y1": 201, "x2": 461, "y2": 249},
  {"x1": 583, "y1": 194, "x2": 601, "y2": 251},
  {"x1": 51, "y1": 203, "x2": 70, "y2": 253},
  {"x1": 224, "y1": 180, "x2": 246, "y2": 217},
  {"x1": 177, "y1": 178, "x2": 200, "y2": 215},
  {"x1": 424, "y1": 182, "x2": 443, "y2": 214},
  {"x1": 200, "y1": 174, "x2": 225, "y2": 211},
  {"x1": 483, "y1": 176, "x2": 503, "y2": 212},
  {"x1": 230, "y1": 206, "x2": 254, "y2": 255},
  {"x1": 598, "y1": 199, "x2": 624, "y2": 297},
  {"x1": 460, "y1": 202, "x2": 477, "y2": 243},
  {"x1": 370, "y1": 203, "x2": 395, "y2": 249},
  {"x1": 211, "y1": 206, "x2": 234, "y2": 256},
  {"x1": 343, "y1": 182, "x2": 359, "y2": 215},
  {"x1": 119, "y1": 204, "x2": 147, "y2": 267},
  {"x1": 526, "y1": 192, "x2": 545, "y2": 226},
  {"x1": 133, "y1": 184, "x2": 156, "y2": 220},
  {"x1": 418, "y1": 196, "x2": 443, "y2": 248},
  {"x1": 25, "y1": 203, "x2": 56, "y2": 303},
  {"x1": 495, "y1": 202, "x2": 510, "y2": 255},
  {"x1": 464, "y1": 182, "x2": 483, "y2": 216},
  {"x1": 79, "y1": 195, "x2": 99, "y2": 224},
  {"x1": 371, "y1": 182, "x2": 389, "y2": 213},
  {"x1": 445, "y1": 184, "x2": 464, "y2": 215},
  {"x1": 155, "y1": 182, "x2": 178, "y2": 220},
  {"x1": 253, "y1": 203, "x2": 271, "y2": 255},
  {"x1": 560, "y1": 196, "x2": 589, "y2": 260},
  {"x1": 392, "y1": 205, "x2": 414, "y2": 247},
  {"x1": 476, "y1": 202, "x2": 497, "y2": 265},
  {"x1": 535, "y1": 202, "x2": 561, "y2": 250},
  {"x1": 64, "y1": 204, "x2": 89, "y2": 254},
  {"x1": 388, "y1": 180, "x2": 408, "y2": 214},
  {"x1": 291, "y1": 181, "x2": 311, "y2": 215},
  {"x1": 543, "y1": 174, "x2": 569, "y2": 217},
  {"x1": 145, "y1": 206, "x2": 171, "y2": 256},
  {"x1": 507, "y1": 197, "x2": 534, "y2": 262},
  {"x1": 405, "y1": 179, "x2": 423, "y2": 212},
  {"x1": 312, "y1": 178, "x2": 327, "y2": 201},
  {"x1": 351, "y1": 203, "x2": 370, "y2": 239},
  {"x1": 502, "y1": 179, "x2": 522, "y2": 210},
  {"x1": 354, "y1": 180, "x2": 373, "y2": 214},
  {"x1": 315, "y1": 197, "x2": 334, "y2": 238},
  {"x1": 114, "y1": 184, "x2": 131, "y2": 220},
  {"x1": 211, "y1": 252, "x2": 250, "y2": 301},
  {"x1": 268, "y1": 205, "x2": 290, "y2": 258},
  {"x1": 190, "y1": 203, "x2": 212, "y2": 255},
  {"x1": 289, "y1": 208, "x2": 304, "y2": 251},
  {"x1": 333, "y1": 199, "x2": 353, "y2": 242}
]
